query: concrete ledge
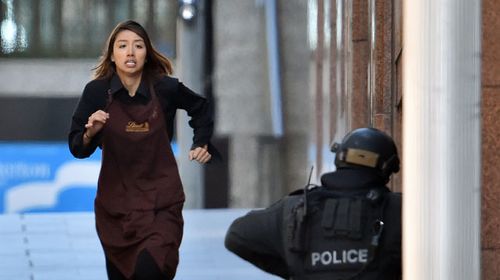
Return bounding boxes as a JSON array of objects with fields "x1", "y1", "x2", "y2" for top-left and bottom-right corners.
[{"x1": 0, "y1": 59, "x2": 95, "y2": 97}]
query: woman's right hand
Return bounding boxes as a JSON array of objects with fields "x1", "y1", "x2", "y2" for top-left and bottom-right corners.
[{"x1": 84, "y1": 110, "x2": 109, "y2": 139}]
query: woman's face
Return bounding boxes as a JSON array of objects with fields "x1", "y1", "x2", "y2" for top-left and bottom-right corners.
[{"x1": 111, "y1": 30, "x2": 147, "y2": 78}]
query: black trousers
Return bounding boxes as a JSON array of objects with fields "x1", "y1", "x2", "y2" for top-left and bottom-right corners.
[{"x1": 105, "y1": 249, "x2": 173, "y2": 280}]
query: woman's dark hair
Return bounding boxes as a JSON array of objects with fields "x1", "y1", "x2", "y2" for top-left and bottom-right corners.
[{"x1": 93, "y1": 20, "x2": 173, "y2": 79}]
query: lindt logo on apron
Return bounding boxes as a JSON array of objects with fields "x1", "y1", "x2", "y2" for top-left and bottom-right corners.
[{"x1": 125, "y1": 121, "x2": 150, "y2": 133}]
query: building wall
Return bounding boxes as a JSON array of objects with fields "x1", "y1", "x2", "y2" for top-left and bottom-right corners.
[
  {"x1": 213, "y1": 0, "x2": 312, "y2": 207},
  {"x1": 0, "y1": 59, "x2": 94, "y2": 140},
  {"x1": 277, "y1": 1, "x2": 312, "y2": 193},
  {"x1": 481, "y1": 0, "x2": 500, "y2": 277},
  {"x1": 349, "y1": 0, "x2": 401, "y2": 191},
  {"x1": 311, "y1": 0, "x2": 401, "y2": 190},
  {"x1": 213, "y1": 0, "x2": 275, "y2": 208},
  {"x1": 361, "y1": 0, "x2": 500, "y2": 276},
  {"x1": 319, "y1": 0, "x2": 498, "y2": 276}
]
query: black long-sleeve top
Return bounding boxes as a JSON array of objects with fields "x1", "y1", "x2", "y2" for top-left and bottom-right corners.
[{"x1": 68, "y1": 74, "x2": 214, "y2": 159}]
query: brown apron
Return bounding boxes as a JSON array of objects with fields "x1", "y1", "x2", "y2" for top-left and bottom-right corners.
[{"x1": 95, "y1": 88, "x2": 185, "y2": 279}]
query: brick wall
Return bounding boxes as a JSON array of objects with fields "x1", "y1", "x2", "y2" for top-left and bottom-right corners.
[{"x1": 481, "y1": 0, "x2": 500, "y2": 278}]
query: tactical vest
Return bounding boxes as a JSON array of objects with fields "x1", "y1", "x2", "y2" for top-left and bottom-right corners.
[{"x1": 283, "y1": 186, "x2": 390, "y2": 280}]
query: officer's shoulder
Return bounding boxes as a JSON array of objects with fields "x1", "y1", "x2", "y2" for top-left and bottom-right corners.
[
  {"x1": 287, "y1": 184, "x2": 322, "y2": 196},
  {"x1": 288, "y1": 188, "x2": 304, "y2": 196},
  {"x1": 384, "y1": 191, "x2": 402, "y2": 210},
  {"x1": 385, "y1": 191, "x2": 402, "y2": 199}
]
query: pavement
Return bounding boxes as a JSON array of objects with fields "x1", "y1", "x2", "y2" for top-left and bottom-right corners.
[{"x1": 0, "y1": 209, "x2": 281, "y2": 280}]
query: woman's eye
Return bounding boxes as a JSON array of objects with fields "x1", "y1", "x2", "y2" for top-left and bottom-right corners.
[
  {"x1": 136, "y1": 44, "x2": 144, "y2": 49},
  {"x1": 118, "y1": 44, "x2": 126, "y2": 48}
]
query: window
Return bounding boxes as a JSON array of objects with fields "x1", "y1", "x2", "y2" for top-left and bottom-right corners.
[{"x1": 0, "y1": 0, "x2": 177, "y2": 58}]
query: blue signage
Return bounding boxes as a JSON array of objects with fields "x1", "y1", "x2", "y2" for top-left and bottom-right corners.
[{"x1": 0, "y1": 142, "x2": 101, "y2": 213}]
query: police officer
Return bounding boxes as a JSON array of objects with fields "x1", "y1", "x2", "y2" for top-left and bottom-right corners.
[{"x1": 224, "y1": 127, "x2": 402, "y2": 280}]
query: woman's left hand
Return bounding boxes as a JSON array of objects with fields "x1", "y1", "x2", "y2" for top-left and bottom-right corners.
[{"x1": 189, "y1": 145, "x2": 212, "y2": 164}]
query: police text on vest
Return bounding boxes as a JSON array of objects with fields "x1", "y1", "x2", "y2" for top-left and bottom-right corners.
[{"x1": 311, "y1": 249, "x2": 368, "y2": 266}]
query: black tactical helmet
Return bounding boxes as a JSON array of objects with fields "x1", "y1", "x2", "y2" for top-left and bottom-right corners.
[{"x1": 331, "y1": 127, "x2": 400, "y2": 178}]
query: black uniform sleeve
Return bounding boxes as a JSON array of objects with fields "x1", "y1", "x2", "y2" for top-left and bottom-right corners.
[
  {"x1": 174, "y1": 82, "x2": 214, "y2": 150},
  {"x1": 380, "y1": 192, "x2": 402, "y2": 279},
  {"x1": 225, "y1": 200, "x2": 290, "y2": 279},
  {"x1": 68, "y1": 82, "x2": 106, "y2": 159}
]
